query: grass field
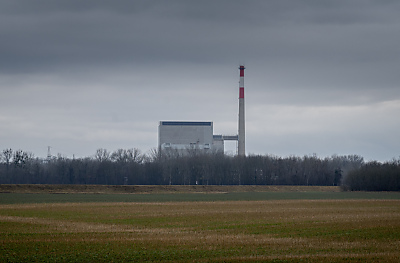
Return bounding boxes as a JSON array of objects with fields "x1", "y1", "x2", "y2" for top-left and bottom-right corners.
[{"x1": 1, "y1": 186, "x2": 400, "y2": 262}]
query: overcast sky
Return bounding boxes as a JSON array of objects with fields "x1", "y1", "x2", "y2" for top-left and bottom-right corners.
[{"x1": 1, "y1": 0, "x2": 399, "y2": 161}]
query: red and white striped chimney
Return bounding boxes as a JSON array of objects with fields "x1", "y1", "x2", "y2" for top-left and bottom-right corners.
[{"x1": 238, "y1": 65, "x2": 245, "y2": 156}]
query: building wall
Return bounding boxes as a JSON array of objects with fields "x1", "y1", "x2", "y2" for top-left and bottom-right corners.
[
  {"x1": 158, "y1": 121, "x2": 223, "y2": 153},
  {"x1": 212, "y1": 135, "x2": 224, "y2": 152}
]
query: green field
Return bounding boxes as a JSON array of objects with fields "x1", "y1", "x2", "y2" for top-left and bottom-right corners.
[
  {"x1": 1, "y1": 191, "x2": 400, "y2": 204},
  {"x1": 1, "y1": 188, "x2": 400, "y2": 262}
]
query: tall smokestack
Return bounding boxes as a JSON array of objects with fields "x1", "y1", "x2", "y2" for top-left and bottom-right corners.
[{"x1": 238, "y1": 65, "x2": 245, "y2": 156}]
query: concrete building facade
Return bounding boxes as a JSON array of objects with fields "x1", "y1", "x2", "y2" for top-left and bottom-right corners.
[{"x1": 158, "y1": 121, "x2": 224, "y2": 154}]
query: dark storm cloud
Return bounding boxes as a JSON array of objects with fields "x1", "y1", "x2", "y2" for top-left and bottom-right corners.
[{"x1": 2, "y1": 0, "x2": 400, "y2": 75}]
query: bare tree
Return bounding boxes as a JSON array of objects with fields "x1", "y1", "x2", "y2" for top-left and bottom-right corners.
[
  {"x1": 145, "y1": 148, "x2": 160, "y2": 163},
  {"x1": 95, "y1": 148, "x2": 110, "y2": 162},
  {"x1": 126, "y1": 148, "x2": 144, "y2": 163},
  {"x1": 13, "y1": 150, "x2": 28, "y2": 168},
  {"x1": 2, "y1": 148, "x2": 13, "y2": 166},
  {"x1": 111, "y1": 149, "x2": 128, "y2": 163}
]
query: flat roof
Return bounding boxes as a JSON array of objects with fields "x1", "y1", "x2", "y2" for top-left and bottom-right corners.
[{"x1": 160, "y1": 121, "x2": 212, "y2": 126}]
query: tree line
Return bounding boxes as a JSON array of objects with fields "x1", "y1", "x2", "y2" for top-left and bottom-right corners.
[
  {"x1": 1, "y1": 147, "x2": 383, "y2": 188},
  {"x1": 341, "y1": 159, "x2": 400, "y2": 191}
]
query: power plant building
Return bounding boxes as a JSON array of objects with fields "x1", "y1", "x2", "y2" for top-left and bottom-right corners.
[
  {"x1": 158, "y1": 65, "x2": 245, "y2": 156},
  {"x1": 158, "y1": 121, "x2": 225, "y2": 153}
]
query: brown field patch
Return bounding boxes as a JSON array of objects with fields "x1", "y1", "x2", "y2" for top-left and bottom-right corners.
[{"x1": 1, "y1": 199, "x2": 399, "y2": 262}]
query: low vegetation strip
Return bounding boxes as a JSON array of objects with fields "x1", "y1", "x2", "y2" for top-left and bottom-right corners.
[
  {"x1": 1, "y1": 200, "x2": 399, "y2": 262},
  {"x1": 0, "y1": 184, "x2": 340, "y2": 194},
  {"x1": 1, "y1": 190, "x2": 400, "y2": 205}
]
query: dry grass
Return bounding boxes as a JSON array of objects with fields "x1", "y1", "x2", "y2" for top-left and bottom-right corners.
[
  {"x1": 1, "y1": 199, "x2": 400, "y2": 262},
  {"x1": 0, "y1": 184, "x2": 340, "y2": 194}
]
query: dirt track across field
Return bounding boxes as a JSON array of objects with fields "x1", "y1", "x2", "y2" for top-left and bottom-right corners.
[{"x1": 0, "y1": 184, "x2": 340, "y2": 194}]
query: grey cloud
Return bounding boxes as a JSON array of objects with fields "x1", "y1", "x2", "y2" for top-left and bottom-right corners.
[
  {"x1": 1, "y1": 1, "x2": 399, "y2": 160},
  {"x1": 2, "y1": 1, "x2": 400, "y2": 72}
]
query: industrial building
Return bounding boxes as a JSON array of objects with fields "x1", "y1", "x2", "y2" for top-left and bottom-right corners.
[
  {"x1": 158, "y1": 121, "x2": 225, "y2": 153},
  {"x1": 158, "y1": 66, "x2": 246, "y2": 156}
]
